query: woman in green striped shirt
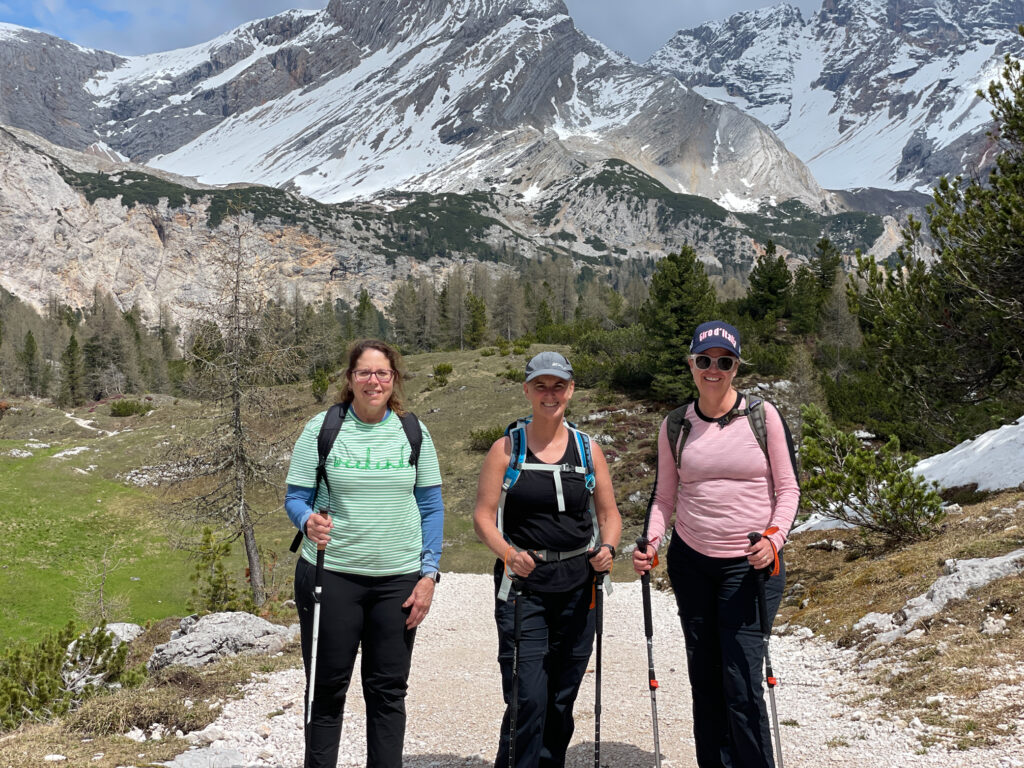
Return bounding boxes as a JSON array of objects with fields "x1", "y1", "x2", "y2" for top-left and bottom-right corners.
[{"x1": 285, "y1": 339, "x2": 444, "y2": 768}]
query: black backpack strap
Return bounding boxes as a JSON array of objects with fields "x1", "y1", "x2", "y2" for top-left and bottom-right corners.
[
  {"x1": 399, "y1": 412, "x2": 423, "y2": 468},
  {"x1": 290, "y1": 403, "x2": 348, "y2": 553}
]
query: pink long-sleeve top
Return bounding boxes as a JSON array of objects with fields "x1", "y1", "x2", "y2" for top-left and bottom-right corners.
[{"x1": 645, "y1": 396, "x2": 800, "y2": 559}]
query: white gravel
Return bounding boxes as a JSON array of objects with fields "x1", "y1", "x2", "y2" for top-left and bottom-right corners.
[{"x1": 159, "y1": 573, "x2": 1024, "y2": 768}]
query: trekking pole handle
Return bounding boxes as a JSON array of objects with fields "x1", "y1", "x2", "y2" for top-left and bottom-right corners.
[
  {"x1": 636, "y1": 537, "x2": 655, "y2": 638},
  {"x1": 747, "y1": 532, "x2": 773, "y2": 638}
]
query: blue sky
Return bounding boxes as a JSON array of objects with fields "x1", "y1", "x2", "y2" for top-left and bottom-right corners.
[{"x1": 0, "y1": 1, "x2": 821, "y2": 60}]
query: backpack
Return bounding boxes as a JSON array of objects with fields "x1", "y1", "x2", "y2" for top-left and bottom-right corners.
[
  {"x1": 643, "y1": 392, "x2": 800, "y2": 543},
  {"x1": 495, "y1": 416, "x2": 600, "y2": 599},
  {"x1": 663, "y1": 391, "x2": 798, "y2": 477},
  {"x1": 289, "y1": 402, "x2": 423, "y2": 553}
]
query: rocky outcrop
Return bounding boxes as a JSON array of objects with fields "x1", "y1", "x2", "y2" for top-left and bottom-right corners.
[{"x1": 147, "y1": 612, "x2": 299, "y2": 673}]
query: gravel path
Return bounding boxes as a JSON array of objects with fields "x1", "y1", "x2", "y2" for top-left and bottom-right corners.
[{"x1": 164, "y1": 574, "x2": 1024, "y2": 768}]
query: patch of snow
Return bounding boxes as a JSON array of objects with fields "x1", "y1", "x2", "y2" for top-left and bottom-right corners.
[{"x1": 915, "y1": 415, "x2": 1024, "y2": 492}]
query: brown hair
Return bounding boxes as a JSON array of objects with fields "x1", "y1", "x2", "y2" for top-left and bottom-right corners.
[{"x1": 337, "y1": 339, "x2": 406, "y2": 415}]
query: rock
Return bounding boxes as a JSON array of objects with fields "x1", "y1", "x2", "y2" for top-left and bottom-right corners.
[
  {"x1": 982, "y1": 617, "x2": 1007, "y2": 635},
  {"x1": 148, "y1": 612, "x2": 294, "y2": 673},
  {"x1": 159, "y1": 746, "x2": 249, "y2": 768},
  {"x1": 42, "y1": 756, "x2": 67, "y2": 762}
]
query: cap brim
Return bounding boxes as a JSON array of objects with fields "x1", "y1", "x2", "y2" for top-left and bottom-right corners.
[{"x1": 525, "y1": 369, "x2": 573, "y2": 382}]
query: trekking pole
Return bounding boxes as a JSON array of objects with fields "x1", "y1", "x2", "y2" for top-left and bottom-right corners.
[
  {"x1": 508, "y1": 578, "x2": 524, "y2": 768},
  {"x1": 635, "y1": 536, "x2": 662, "y2": 768},
  {"x1": 593, "y1": 571, "x2": 607, "y2": 768},
  {"x1": 748, "y1": 532, "x2": 784, "y2": 768},
  {"x1": 305, "y1": 509, "x2": 330, "y2": 731}
]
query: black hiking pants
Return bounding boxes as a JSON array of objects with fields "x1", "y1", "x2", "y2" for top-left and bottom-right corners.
[
  {"x1": 493, "y1": 578, "x2": 596, "y2": 768},
  {"x1": 295, "y1": 558, "x2": 418, "y2": 768},
  {"x1": 667, "y1": 531, "x2": 785, "y2": 768}
]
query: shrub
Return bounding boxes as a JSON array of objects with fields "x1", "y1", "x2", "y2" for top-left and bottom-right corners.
[
  {"x1": 311, "y1": 368, "x2": 329, "y2": 403},
  {"x1": 498, "y1": 366, "x2": 525, "y2": 383},
  {"x1": 469, "y1": 426, "x2": 505, "y2": 451},
  {"x1": 799, "y1": 404, "x2": 945, "y2": 548},
  {"x1": 480, "y1": 348, "x2": 496, "y2": 357},
  {"x1": 0, "y1": 621, "x2": 141, "y2": 731},
  {"x1": 511, "y1": 341, "x2": 531, "y2": 356},
  {"x1": 109, "y1": 400, "x2": 153, "y2": 417},
  {"x1": 432, "y1": 362, "x2": 454, "y2": 387},
  {"x1": 189, "y1": 529, "x2": 249, "y2": 614}
]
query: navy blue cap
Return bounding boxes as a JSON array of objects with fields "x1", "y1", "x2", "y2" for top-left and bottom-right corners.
[{"x1": 690, "y1": 320, "x2": 741, "y2": 357}]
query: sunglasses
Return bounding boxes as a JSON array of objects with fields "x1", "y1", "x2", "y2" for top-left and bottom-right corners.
[{"x1": 690, "y1": 354, "x2": 737, "y2": 372}]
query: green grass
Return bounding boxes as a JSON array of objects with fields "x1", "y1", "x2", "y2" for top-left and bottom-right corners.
[{"x1": 0, "y1": 440, "x2": 191, "y2": 643}]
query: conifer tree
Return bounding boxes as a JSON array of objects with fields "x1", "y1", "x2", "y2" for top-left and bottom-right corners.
[
  {"x1": 18, "y1": 330, "x2": 42, "y2": 396},
  {"x1": 745, "y1": 240, "x2": 791, "y2": 319},
  {"x1": 642, "y1": 247, "x2": 718, "y2": 402},
  {"x1": 465, "y1": 293, "x2": 488, "y2": 348},
  {"x1": 58, "y1": 334, "x2": 85, "y2": 407}
]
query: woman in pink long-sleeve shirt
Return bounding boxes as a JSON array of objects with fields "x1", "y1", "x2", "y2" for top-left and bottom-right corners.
[{"x1": 633, "y1": 320, "x2": 800, "y2": 768}]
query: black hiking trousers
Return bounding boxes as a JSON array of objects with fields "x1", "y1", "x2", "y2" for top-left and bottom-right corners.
[
  {"x1": 667, "y1": 531, "x2": 785, "y2": 768},
  {"x1": 493, "y1": 578, "x2": 596, "y2": 768},
  {"x1": 295, "y1": 558, "x2": 418, "y2": 768}
]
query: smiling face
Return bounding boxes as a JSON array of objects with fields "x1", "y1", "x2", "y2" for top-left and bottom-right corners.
[
  {"x1": 523, "y1": 374, "x2": 574, "y2": 421},
  {"x1": 689, "y1": 347, "x2": 739, "y2": 400},
  {"x1": 348, "y1": 348, "x2": 394, "y2": 419}
]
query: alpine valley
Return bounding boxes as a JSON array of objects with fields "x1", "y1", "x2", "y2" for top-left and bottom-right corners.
[{"x1": 0, "y1": 0, "x2": 1017, "y2": 321}]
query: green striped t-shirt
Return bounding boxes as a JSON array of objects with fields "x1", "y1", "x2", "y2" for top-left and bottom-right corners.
[{"x1": 285, "y1": 408, "x2": 442, "y2": 576}]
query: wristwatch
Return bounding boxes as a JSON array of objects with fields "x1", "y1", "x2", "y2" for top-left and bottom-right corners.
[
  {"x1": 420, "y1": 570, "x2": 441, "y2": 584},
  {"x1": 601, "y1": 543, "x2": 616, "y2": 558}
]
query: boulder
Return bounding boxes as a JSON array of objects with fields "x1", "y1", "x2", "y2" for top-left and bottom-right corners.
[{"x1": 148, "y1": 612, "x2": 297, "y2": 673}]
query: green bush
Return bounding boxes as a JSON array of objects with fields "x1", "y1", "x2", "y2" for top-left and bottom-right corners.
[
  {"x1": 432, "y1": 362, "x2": 454, "y2": 387},
  {"x1": 799, "y1": 404, "x2": 945, "y2": 548},
  {"x1": 480, "y1": 348, "x2": 497, "y2": 357},
  {"x1": 469, "y1": 426, "x2": 506, "y2": 452},
  {"x1": 511, "y1": 341, "x2": 531, "y2": 356},
  {"x1": 311, "y1": 368, "x2": 329, "y2": 403},
  {"x1": 0, "y1": 621, "x2": 141, "y2": 731},
  {"x1": 498, "y1": 366, "x2": 525, "y2": 383},
  {"x1": 109, "y1": 399, "x2": 153, "y2": 417},
  {"x1": 189, "y1": 529, "x2": 249, "y2": 614}
]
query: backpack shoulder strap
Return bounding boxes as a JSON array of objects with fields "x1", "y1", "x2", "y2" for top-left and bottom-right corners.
[
  {"x1": 742, "y1": 392, "x2": 769, "y2": 460},
  {"x1": 665, "y1": 402, "x2": 694, "y2": 467},
  {"x1": 398, "y1": 412, "x2": 423, "y2": 469},
  {"x1": 566, "y1": 423, "x2": 596, "y2": 492},
  {"x1": 290, "y1": 402, "x2": 347, "y2": 554},
  {"x1": 502, "y1": 418, "x2": 530, "y2": 490}
]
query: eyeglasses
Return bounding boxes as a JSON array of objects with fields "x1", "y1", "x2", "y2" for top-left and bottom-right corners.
[
  {"x1": 352, "y1": 369, "x2": 395, "y2": 383},
  {"x1": 690, "y1": 354, "x2": 737, "y2": 372}
]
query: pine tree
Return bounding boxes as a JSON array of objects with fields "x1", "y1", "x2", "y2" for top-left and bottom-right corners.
[
  {"x1": 58, "y1": 334, "x2": 85, "y2": 407},
  {"x1": 18, "y1": 330, "x2": 41, "y2": 396},
  {"x1": 465, "y1": 293, "x2": 488, "y2": 348},
  {"x1": 745, "y1": 240, "x2": 791, "y2": 319},
  {"x1": 800, "y1": 404, "x2": 945, "y2": 548},
  {"x1": 642, "y1": 247, "x2": 718, "y2": 402}
]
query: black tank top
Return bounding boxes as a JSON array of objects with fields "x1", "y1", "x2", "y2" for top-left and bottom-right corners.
[{"x1": 493, "y1": 436, "x2": 593, "y2": 592}]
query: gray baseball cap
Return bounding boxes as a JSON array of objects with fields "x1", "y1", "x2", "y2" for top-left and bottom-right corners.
[{"x1": 525, "y1": 351, "x2": 574, "y2": 382}]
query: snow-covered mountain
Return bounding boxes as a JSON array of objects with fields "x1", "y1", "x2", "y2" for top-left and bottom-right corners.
[
  {"x1": 0, "y1": 0, "x2": 828, "y2": 214},
  {"x1": 649, "y1": 0, "x2": 1023, "y2": 192}
]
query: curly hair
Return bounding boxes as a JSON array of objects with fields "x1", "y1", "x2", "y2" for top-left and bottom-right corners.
[{"x1": 337, "y1": 339, "x2": 406, "y2": 416}]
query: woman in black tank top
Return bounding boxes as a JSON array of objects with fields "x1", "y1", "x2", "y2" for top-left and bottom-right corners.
[{"x1": 473, "y1": 351, "x2": 621, "y2": 768}]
